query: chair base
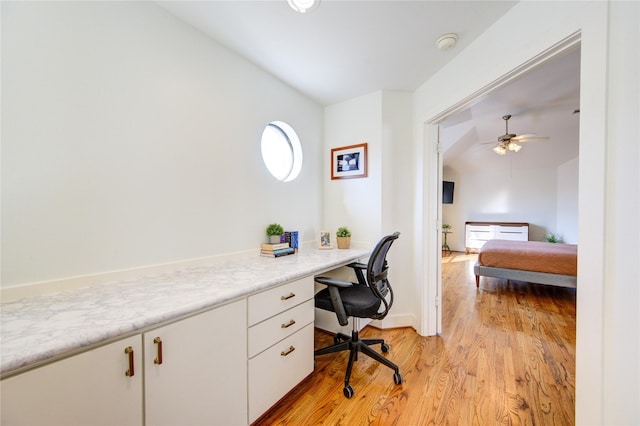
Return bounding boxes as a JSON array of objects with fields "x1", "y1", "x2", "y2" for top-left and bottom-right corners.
[{"x1": 314, "y1": 329, "x2": 402, "y2": 398}]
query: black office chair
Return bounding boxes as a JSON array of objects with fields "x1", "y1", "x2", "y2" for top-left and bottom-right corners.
[{"x1": 314, "y1": 232, "x2": 403, "y2": 398}]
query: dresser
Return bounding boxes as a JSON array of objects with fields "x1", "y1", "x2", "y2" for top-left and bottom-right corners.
[{"x1": 465, "y1": 221, "x2": 529, "y2": 253}]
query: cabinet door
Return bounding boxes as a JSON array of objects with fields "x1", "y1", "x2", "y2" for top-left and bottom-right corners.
[
  {"x1": 144, "y1": 299, "x2": 247, "y2": 426},
  {"x1": 1, "y1": 335, "x2": 143, "y2": 426}
]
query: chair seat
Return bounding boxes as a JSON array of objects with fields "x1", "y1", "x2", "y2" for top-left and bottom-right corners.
[{"x1": 315, "y1": 284, "x2": 381, "y2": 318}]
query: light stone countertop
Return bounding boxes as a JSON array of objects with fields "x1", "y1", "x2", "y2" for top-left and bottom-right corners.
[{"x1": 0, "y1": 248, "x2": 368, "y2": 377}]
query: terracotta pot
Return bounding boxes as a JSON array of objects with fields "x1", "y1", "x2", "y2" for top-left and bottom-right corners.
[{"x1": 336, "y1": 236, "x2": 351, "y2": 249}]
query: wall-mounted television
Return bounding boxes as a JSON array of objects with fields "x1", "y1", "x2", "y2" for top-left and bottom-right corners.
[{"x1": 443, "y1": 181, "x2": 455, "y2": 204}]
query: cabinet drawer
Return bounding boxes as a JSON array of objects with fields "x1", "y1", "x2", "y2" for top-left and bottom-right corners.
[
  {"x1": 495, "y1": 226, "x2": 528, "y2": 241},
  {"x1": 248, "y1": 276, "x2": 314, "y2": 326},
  {"x1": 248, "y1": 324, "x2": 314, "y2": 423},
  {"x1": 249, "y1": 299, "x2": 314, "y2": 358}
]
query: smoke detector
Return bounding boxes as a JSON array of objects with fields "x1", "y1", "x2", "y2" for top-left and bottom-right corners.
[{"x1": 436, "y1": 33, "x2": 458, "y2": 51}]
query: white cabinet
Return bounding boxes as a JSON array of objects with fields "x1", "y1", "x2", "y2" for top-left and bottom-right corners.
[
  {"x1": 144, "y1": 299, "x2": 247, "y2": 426},
  {"x1": 247, "y1": 276, "x2": 315, "y2": 423},
  {"x1": 1, "y1": 335, "x2": 143, "y2": 426},
  {"x1": 1, "y1": 300, "x2": 247, "y2": 426},
  {"x1": 465, "y1": 222, "x2": 529, "y2": 253}
]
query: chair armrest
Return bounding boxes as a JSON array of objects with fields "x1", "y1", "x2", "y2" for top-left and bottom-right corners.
[
  {"x1": 347, "y1": 262, "x2": 368, "y2": 286},
  {"x1": 315, "y1": 276, "x2": 353, "y2": 288},
  {"x1": 347, "y1": 262, "x2": 367, "y2": 270}
]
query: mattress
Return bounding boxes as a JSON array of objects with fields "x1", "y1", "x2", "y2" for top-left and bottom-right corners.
[{"x1": 477, "y1": 239, "x2": 577, "y2": 276}]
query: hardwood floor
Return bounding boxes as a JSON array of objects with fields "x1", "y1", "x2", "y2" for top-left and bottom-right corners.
[{"x1": 253, "y1": 252, "x2": 576, "y2": 425}]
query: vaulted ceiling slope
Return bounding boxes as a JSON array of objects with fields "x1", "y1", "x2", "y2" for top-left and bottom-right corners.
[
  {"x1": 156, "y1": 1, "x2": 517, "y2": 106},
  {"x1": 441, "y1": 47, "x2": 581, "y2": 174}
]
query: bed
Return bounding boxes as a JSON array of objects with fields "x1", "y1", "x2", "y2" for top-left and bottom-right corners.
[{"x1": 474, "y1": 239, "x2": 577, "y2": 288}]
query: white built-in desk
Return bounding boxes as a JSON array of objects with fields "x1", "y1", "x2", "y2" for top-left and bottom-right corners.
[{"x1": 0, "y1": 248, "x2": 368, "y2": 425}]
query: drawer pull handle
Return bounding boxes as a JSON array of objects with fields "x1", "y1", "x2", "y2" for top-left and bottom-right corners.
[
  {"x1": 281, "y1": 346, "x2": 296, "y2": 357},
  {"x1": 281, "y1": 293, "x2": 296, "y2": 301},
  {"x1": 281, "y1": 319, "x2": 296, "y2": 329},
  {"x1": 124, "y1": 346, "x2": 134, "y2": 377},
  {"x1": 153, "y1": 337, "x2": 163, "y2": 365}
]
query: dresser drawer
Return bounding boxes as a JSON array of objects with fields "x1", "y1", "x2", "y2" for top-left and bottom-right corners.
[
  {"x1": 248, "y1": 276, "x2": 314, "y2": 326},
  {"x1": 495, "y1": 226, "x2": 528, "y2": 241},
  {"x1": 248, "y1": 324, "x2": 314, "y2": 423},
  {"x1": 248, "y1": 299, "x2": 314, "y2": 358}
]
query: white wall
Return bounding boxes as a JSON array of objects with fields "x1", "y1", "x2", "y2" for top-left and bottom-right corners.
[
  {"x1": 442, "y1": 166, "x2": 559, "y2": 251},
  {"x1": 323, "y1": 90, "x2": 415, "y2": 328},
  {"x1": 1, "y1": 1, "x2": 324, "y2": 288},
  {"x1": 556, "y1": 157, "x2": 579, "y2": 244},
  {"x1": 442, "y1": 158, "x2": 579, "y2": 251},
  {"x1": 323, "y1": 91, "x2": 382, "y2": 244}
]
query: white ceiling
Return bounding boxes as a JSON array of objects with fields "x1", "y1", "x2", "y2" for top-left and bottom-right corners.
[
  {"x1": 157, "y1": 0, "x2": 517, "y2": 106},
  {"x1": 157, "y1": 1, "x2": 580, "y2": 172},
  {"x1": 441, "y1": 47, "x2": 581, "y2": 174}
]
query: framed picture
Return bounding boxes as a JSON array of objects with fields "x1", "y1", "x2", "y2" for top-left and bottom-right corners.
[
  {"x1": 331, "y1": 143, "x2": 368, "y2": 180},
  {"x1": 318, "y1": 230, "x2": 333, "y2": 249}
]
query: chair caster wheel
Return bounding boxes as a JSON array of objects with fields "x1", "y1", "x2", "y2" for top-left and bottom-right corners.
[
  {"x1": 334, "y1": 335, "x2": 341, "y2": 344},
  {"x1": 394, "y1": 372, "x2": 403, "y2": 385},
  {"x1": 343, "y1": 385, "x2": 354, "y2": 398},
  {"x1": 381, "y1": 343, "x2": 390, "y2": 353}
]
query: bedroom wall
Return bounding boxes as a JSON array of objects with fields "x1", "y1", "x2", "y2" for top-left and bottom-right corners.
[
  {"x1": 556, "y1": 157, "x2": 579, "y2": 244},
  {"x1": 442, "y1": 165, "x2": 565, "y2": 252},
  {"x1": 1, "y1": 1, "x2": 324, "y2": 288}
]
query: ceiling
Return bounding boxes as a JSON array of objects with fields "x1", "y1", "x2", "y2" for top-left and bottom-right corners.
[
  {"x1": 157, "y1": 1, "x2": 580, "y2": 172},
  {"x1": 440, "y1": 47, "x2": 580, "y2": 174},
  {"x1": 157, "y1": 0, "x2": 517, "y2": 106}
]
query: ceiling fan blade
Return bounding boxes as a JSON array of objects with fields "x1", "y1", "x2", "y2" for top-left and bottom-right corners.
[{"x1": 513, "y1": 134, "x2": 550, "y2": 143}]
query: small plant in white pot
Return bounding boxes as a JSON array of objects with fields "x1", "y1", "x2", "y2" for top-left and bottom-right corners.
[
  {"x1": 266, "y1": 223, "x2": 284, "y2": 244},
  {"x1": 336, "y1": 227, "x2": 351, "y2": 249}
]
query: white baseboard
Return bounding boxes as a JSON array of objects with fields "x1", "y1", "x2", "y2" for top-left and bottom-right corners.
[{"x1": 370, "y1": 312, "x2": 417, "y2": 330}]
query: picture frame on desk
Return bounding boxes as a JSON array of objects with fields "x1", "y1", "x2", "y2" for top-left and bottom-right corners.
[
  {"x1": 318, "y1": 231, "x2": 333, "y2": 249},
  {"x1": 331, "y1": 143, "x2": 367, "y2": 180}
]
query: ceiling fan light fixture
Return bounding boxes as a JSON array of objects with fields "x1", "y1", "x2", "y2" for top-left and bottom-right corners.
[
  {"x1": 508, "y1": 142, "x2": 521, "y2": 152},
  {"x1": 287, "y1": 0, "x2": 320, "y2": 13},
  {"x1": 493, "y1": 145, "x2": 507, "y2": 155}
]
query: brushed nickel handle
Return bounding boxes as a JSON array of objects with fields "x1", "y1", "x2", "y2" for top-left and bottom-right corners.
[
  {"x1": 281, "y1": 346, "x2": 296, "y2": 357},
  {"x1": 124, "y1": 346, "x2": 134, "y2": 377},
  {"x1": 281, "y1": 293, "x2": 296, "y2": 301},
  {"x1": 281, "y1": 319, "x2": 296, "y2": 329},
  {"x1": 153, "y1": 337, "x2": 163, "y2": 365}
]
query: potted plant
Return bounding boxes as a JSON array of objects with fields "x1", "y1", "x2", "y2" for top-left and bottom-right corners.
[
  {"x1": 336, "y1": 226, "x2": 351, "y2": 249},
  {"x1": 266, "y1": 223, "x2": 284, "y2": 244},
  {"x1": 442, "y1": 224, "x2": 452, "y2": 231},
  {"x1": 545, "y1": 232, "x2": 561, "y2": 243}
]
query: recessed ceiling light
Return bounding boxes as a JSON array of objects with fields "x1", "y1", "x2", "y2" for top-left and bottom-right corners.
[
  {"x1": 288, "y1": 0, "x2": 320, "y2": 14},
  {"x1": 436, "y1": 33, "x2": 458, "y2": 51}
]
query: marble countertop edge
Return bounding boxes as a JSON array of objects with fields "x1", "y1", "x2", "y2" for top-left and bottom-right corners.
[{"x1": 1, "y1": 248, "x2": 369, "y2": 377}]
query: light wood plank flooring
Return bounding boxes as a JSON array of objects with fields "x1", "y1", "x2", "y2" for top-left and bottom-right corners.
[{"x1": 254, "y1": 252, "x2": 576, "y2": 425}]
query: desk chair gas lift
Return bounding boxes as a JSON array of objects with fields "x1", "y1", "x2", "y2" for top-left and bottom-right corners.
[{"x1": 314, "y1": 232, "x2": 403, "y2": 398}]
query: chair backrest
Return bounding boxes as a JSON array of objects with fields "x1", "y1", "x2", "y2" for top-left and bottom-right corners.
[{"x1": 366, "y1": 232, "x2": 400, "y2": 320}]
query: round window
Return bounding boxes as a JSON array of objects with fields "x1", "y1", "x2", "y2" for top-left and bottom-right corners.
[{"x1": 260, "y1": 121, "x2": 303, "y2": 182}]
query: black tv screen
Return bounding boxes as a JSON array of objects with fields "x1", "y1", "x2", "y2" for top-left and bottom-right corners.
[{"x1": 443, "y1": 181, "x2": 454, "y2": 204}]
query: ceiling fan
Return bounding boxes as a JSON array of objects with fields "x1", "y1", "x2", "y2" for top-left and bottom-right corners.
[{"x1": 488, "y1": 114, "x2": 550, "y2": 155}]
